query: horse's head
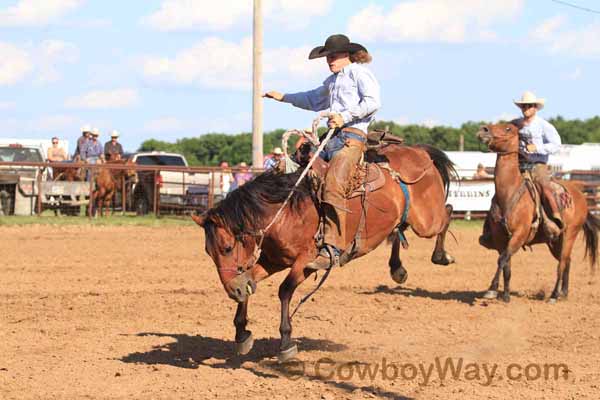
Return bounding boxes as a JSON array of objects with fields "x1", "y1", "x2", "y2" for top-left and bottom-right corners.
[
  {"x1": 477, "y1": 123, "x2": 520, "y2": 154},
  {"x1": 192, "y1": 213, "x2": 259, "y2": 303}
]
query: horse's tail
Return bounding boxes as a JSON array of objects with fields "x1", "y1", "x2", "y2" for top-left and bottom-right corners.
[
  {"x1": 583, "y1": 212, "x2": 600, "y2": 271},
  {"x1": 416, "y1": 144, "x2": 458, "y2": 199}
]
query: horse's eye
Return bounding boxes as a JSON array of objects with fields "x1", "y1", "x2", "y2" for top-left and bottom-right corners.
[
  {"x1": 505, "y1": 127, "x2": 511, "y2": 132},
  {"x1": 224, "y1": 246, "x2": 233, "y2": 254}
]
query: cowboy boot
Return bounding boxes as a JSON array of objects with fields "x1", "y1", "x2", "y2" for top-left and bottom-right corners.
[{"x1": 307, "y1": 204, "x2": 345, "y2": 270}]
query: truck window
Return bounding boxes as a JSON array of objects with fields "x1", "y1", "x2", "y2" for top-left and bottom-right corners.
[
  {"x1": 135, "y1": 155, "x2": 186, "y2": 166},
  {"x1": 0, "y1": 147, "x2": 44, "y2": 162}
]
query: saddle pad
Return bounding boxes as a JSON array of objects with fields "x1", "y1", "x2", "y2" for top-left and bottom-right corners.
[{"x1": 376, "y1": 145, "x2": 433, "y2": 184}]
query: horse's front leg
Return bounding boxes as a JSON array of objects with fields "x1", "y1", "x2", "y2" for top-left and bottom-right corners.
[
  {"x1": 278, "y1": 265, "x2": 311, "y2": 362},
  {"x1": 234, "y1": 300, "x2": 253, "y2": 355}
]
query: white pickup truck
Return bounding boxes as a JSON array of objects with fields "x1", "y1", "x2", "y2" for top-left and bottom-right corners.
[{"x1": 130, "y1": 151, "x2": 219, "y2": 214}]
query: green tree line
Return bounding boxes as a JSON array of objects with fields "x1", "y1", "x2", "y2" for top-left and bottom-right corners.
[{"x1": 138, "y1": 116, "x2": 600, "y2": 166}]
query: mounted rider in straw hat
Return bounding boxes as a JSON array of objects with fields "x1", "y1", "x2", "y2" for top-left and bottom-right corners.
[
  {"x1": 480, "y1": 91, "x2": 563, "y2": 246},
  {"x1": 512, "y1": 91, "x2": 563, "y2": 236},
  {"x1": 264, "y1": 34, "x2": 381, "y2": 269}
]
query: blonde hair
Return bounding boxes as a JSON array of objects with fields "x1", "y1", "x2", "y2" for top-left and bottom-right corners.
[{"x1": 350, "y1": 50, "x2": 372, "y2": 64}]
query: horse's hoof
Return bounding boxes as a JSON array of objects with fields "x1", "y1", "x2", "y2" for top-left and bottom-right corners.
[
  {"x1": 431, "y1": 252, "x2": 454, "y2": 266},
  {"x1": 235, "y1": 333, "x2": 254, "y2": 355},
  {"x1": 483, "y1": 290, "x2": 498, "y2": 299},
  {"x1": 501, "y1": 293, "x2": 511, "y2": 303},
  {"x1": 390, "y1": 268, "x2": 408, "y2": 284},
  {"x1": 548, "y1": 298, "x2": 557, "y2": 305},
  {"x1": 278, "y1": 344, "x2": 298, "y2": 363}
]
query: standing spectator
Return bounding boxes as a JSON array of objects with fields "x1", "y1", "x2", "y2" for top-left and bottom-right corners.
[
  {"x1": 472, "y1": 163, "x2": 492, "y2": 179},
  {"x1": 47, "y1": 137, "x2": 67, "y2": 162},
  {"x1": 218, "y1": 161, "x2": 234, "y2": 195},
  {"x1": 104, "y1": 130, "x2": 124, "y2": 161},
  {"x1": 47, "y1": 137, "x2": 67, "y2": 180},
  {"x1": 74, "y1": 125, "x2": 91, "y2": 159},
  {"x1": 263, "y1": 147, "x2": 284, "y2": 171},
  {"x1": 233, "y1": 162, "x2": 253, "y2": 188}
]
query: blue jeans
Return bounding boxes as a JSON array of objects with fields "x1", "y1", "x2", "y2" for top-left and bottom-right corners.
[{"x1": 320, "y1": 130, "x2": 367, "y2": 162}]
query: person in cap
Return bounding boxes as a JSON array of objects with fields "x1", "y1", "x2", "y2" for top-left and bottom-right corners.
[
  {"x1": 264, "y1": 34, "x2": 381, "y2": 269},
  {"x1": 47, "y1": 137, "x2": 67, "y2": 162},
  {"x1": 104, "y1": 130, "x2": 124, "y2": 161},
  {"x1": 512, "y1": 91, "x2": 563, "y2": 235},
  {"x1": 263, "y1": 147, "x2": 284, "y2": 171},
  {"x1": 74, "y1": 125, "x2": 92, "y2": 159}
]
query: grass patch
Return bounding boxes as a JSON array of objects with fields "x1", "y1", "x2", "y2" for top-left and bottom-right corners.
[{"x1": 0, "y1": 213, "x2": 194, "y2": 227}]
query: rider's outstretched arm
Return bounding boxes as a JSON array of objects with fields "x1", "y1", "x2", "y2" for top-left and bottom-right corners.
[{"x1": 281, "y1": 85, "x2": 329, "y2": 112}]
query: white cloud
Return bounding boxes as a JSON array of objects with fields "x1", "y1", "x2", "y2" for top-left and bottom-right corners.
[
  {"x1": 143, "y1": 117, "x2": 186, "y2": 133},
  {"x1": 31, "y1": 114, "x2": 79, "y2": 131},
  {"x1": 421, "y1": 119, "x2": 440, "y2": 128},
  {"x1": 65, "y1": 88, "x2": 139, "y2": 109},
  {"x1": 141, "y1": 0, "x2": 333, "y2": 31},
  {"x1": 142, "y1": 36, "x2": 322, "y2": 90},
  {"x1": 0, "y1": 42, "x2": 33, "y2": 85},
  {"x1": 348, "y1": 0, "x2": 523, "y2": 43},
  {"x1": 0, "y1": 101, "x2": 16, "y2": 110},
  {"x1": 0, "y1": 0, "x2": 83, "y2": 27},
  {"x1": 530, "y1": 18, "x2": 600, "y2": 57},
  {"x1": 37, "y1": 39, "x2": 79, "y2": 84},
  {"x1": 565, "y1": 67, "x2": 583, "y2": 81}
]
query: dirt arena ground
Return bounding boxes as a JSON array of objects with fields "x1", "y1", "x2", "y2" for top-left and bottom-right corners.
[{"x1": 1, "y1": 223, "x2": 599, "y2": 399}]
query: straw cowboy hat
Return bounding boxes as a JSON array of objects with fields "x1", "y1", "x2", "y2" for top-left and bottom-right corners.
[
  {"x1": 514, "y1": 91, "x2": 545, "y2": 110},
  {"x1": 110, "y1": 130, "x2": 120, "y2": 138},
  {"x1": 91, "y1": 128, "x2": 100, "y2": 137},
  {"x1": 81, "y1": 124, "x2": 92, "y2": 133},
  {"x1": 308, "y1": 34, "x2": 368, "y2": 60},
  {"x1": 272, "y1": 147, "x2": 283, "y2": 155}
]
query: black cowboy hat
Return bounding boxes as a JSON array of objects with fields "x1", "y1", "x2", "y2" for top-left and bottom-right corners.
[{"x1": 308, "y1": 34, "x2": 368, "y2": 60}]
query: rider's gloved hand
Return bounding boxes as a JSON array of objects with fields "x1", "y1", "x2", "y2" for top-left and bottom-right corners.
[
  {"x1": 327, "y1": 113, "x2": 344, "y2": 129},
  {"x1": 263, "y1": 91, "x2": 284, "y2": 101}
]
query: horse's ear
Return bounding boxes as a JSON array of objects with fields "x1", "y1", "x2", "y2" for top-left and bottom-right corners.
[{"x1": 191, "y1": 213, "x2": 206, "y2": 226}]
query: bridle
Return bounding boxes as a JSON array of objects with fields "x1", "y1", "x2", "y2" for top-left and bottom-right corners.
[{"x1": 216, "y1": 230, "x2": 265, "y2": 276}]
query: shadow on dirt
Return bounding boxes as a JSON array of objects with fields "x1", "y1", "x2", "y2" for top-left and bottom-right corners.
[
  {"x1": 119, "y1": 332, "x2": 414, "y2": 399},
  {"x1": 360, "y1": 284, "x2": 485, "y2": 306},
  {"x1": 119, "y1": 332, "x2": 346, "y2": 369}
]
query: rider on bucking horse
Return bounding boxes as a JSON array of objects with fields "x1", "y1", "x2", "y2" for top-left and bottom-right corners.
[{"x1": 264, "y1": 34, "x2": 381, "y2": 270}]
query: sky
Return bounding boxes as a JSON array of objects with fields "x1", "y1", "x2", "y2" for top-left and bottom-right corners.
[{"x1": 1, "y1": 0, "x2": 599, "y2": 153}]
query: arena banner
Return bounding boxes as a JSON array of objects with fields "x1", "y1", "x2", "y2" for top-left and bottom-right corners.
[{"x1": 447, "y1": 179, "x2": 495, "y2": 212}]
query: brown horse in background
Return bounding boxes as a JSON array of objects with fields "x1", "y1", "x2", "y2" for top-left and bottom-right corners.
[
  {"x1": 192, "y1": 144, "x2": 457, "y2": 361},
  {"x1": 52, "y1": 155, "x2": 85, "y2": 182},
  {"x1": 477, "y1": 123, "x2": 599, "y2": 303},
  {"x1": 92, "y1": 156, "x2": 136, "y2": 217}
]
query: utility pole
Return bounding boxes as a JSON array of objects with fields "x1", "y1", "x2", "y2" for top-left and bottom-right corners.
[{"x1": 252, "y1": 0, "x2": 263, "y2": 168}]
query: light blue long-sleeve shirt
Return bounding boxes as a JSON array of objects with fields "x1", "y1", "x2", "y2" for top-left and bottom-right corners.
[
  {"x1": 281, "y1": 63, "x2": 381, "y2": 133},
  {"x1": 515, "y1": 116, "x2": 562, "y2": 164}
]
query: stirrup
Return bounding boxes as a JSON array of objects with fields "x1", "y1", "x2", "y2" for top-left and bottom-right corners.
[{"x1": 307, "y1": 245, "x2": 340, "y2": 270}]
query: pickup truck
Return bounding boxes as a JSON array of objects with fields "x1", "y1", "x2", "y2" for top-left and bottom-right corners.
[
  {"x1": 0, "y1": 143, "x2": 45, "y2": 215},
  {"x1": 129, "y1": 152, "x2": 219, "y2": 215}
]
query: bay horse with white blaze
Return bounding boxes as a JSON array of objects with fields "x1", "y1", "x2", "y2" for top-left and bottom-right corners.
[
  {"x1": 192, "y1": 143, "x2": 457, "y2": 361},
  {"x1": 477, "y1": 123, "x2": 599, "y2": 303}
]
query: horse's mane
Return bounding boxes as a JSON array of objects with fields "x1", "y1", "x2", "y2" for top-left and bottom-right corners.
[{"x1": 204, "y1": 171, "x2": 314, "y2": 237}]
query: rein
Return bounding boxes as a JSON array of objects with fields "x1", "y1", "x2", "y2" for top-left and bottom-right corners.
[{"x1": 224, "y1": 112, "x2": 337, "y2": 277}]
